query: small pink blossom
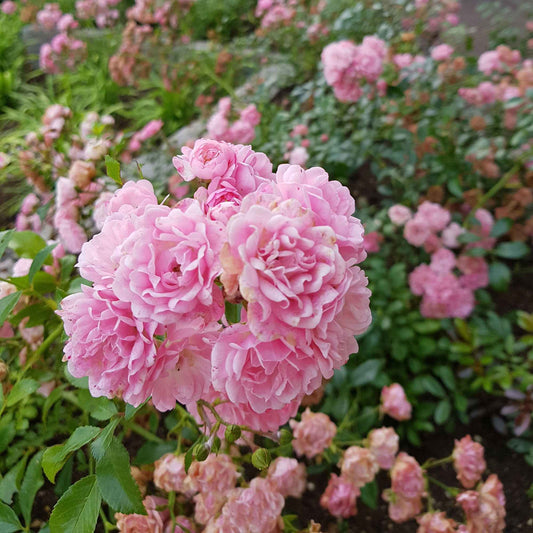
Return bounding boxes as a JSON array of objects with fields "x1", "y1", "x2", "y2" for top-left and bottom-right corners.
[
  {"x1": 431, "y1": 44, "x2": 454, "y2": 61},
  {"x1": 391, "y1": 453, "x2": 425, "y2": 501},
  {"x1": 367, "y1": 427, "x2": 399, "y2": 470},
  {"x1": 340, "y1": 446, "x2": 379, "y2": 487},
  {"x1": 457, "y1": 255, "x2": 489, "y2": 290},
  {"x1": 186, "y1": 453, "x2": 238, "y2": 495},
  {"x1": 430, "y1": 248, "x2": 456, "y2": 275},
  {"x1": 383, "y1": 491, "x2": 422, "y2": 523},
  {"x1": 442, "y1": 222, "x2": 465, "y2": 248},
  {"x1": 266, "y1": 457, "x2": 307, "y2": 498},
  {"x1": 1, "y1": 1, "x2": 16, "y2": 14},
  {"x1": 290, "y1": 408, "x2": 337, "y2": 459},
  {"x1": 320, "y1": 474, "x2": 359, "y2": 518},
  {"x1": 363, "y1": 231, "x2": 382, "y2": 253},
  {"x1": 388, "y1": 204, "x2": 412, "y2": 225},
  {"x1": 478, "y1": 50, "x2": 503, "y2": 75},
  {"x1": 453, "y1": 435, "x2": 486, "y2": 489},
  {"x1": 404, "y1": 218, "x2": 431, "y2": 246},
  {"x1": 288, "y1": 146, "x2": 309, "y2": 166},
  {"x1": 417, "y1": 512, "x2": 457, "y2": 532},
  {"x1": 115, "y1": 496, "x2": 168, "y2": 533},
  {"x1": 153, "y1": 454, "x2": 188, "y2": 493},
  {"x1": 381, "y1": 384, "x2": 412, "y2": 421}
]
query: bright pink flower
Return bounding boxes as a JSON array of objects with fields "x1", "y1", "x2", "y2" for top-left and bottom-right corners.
[
  {"x1": 453, "y1": 435, "x2": 486, "y2": 489},
  {"x1": 417, "y1": 512, "x2": 457, "y2": 533},
  {"x1": 320, "y1": 474, "x2": 359, "y2": 518},
  {"x1": 290, "y1": 408, "x2": 337, "y2": 459},
  {"x1": 340, "y1": 446, "x2": 379, "y2": 487},
  {"x1": 266, "y1": 457, "x2": 307, "y2": 498},
  {"x1": 153, "y1": 453, "x2": 188, "y2": 493},
  {"x1": 431, "y1": 44, "x2": 454, "y2": 61},
  {"x1": 381, "y1": 384, "x2": 412, "y2": 421},
  {"x1": 391, "y1": 453, "x2": 425, "y2": 500},
  {"x1": 367, "y1": 427, "x2": 399, "y2": 470},
  {"x1": 388, "y1": 204, "x2": 412, "y2": 225},
  {"x1": 211, "y1": 324, "x2": 323, "y2": 414},
  {"x1": 111, "y1": 200, "x2": 224, "y2": 326}
]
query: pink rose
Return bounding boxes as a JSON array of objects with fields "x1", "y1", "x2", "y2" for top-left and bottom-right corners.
[
  {"x1": 381, "y1": 384, "x2": 412, "y2": 421},
  {"x1": 340, "y1": 446, "x2": 379, "y2": 487},
  {"x1": 388, "y1": 204, "x2": 412, "y2": 225},
  {"x1": 115, "y1": 496, "x2": 168, "y2": 533},
  {"x1": 367, "y1": 427, "x2": 399, "y2": 470},
  {"x1": 417, "y1": 512, "x2": 457, "y2": 533},
  {"x1": 404, "y1": 218, "x2": 431, "y2": 246},
  {"x1": 266, "y1": 457, "x2": 307, "y2": 498},
  {"x1": 383, "y1": 491, "x2": 422, "y2": 523},
  {"x1": 289, "y1": 408, "x2": 337, "y2": 459},
  {"x1": 320, "y1": 474, "x2": 359, "y2": 518},
  {"x1": 186, "y1": 453, "x2": 238, "y2": 495},
  {"x1": 431, "y1": 44, "x2": 454, "y2": 61},
  {"x1": 391, "y1": 452, "x2": 425, "y2": 500},
  {"x1": 430, "y1": 248, "x2": 456, "y2": 275},
  {"x1": 453, "y1": 435, "x2": 486, "y2": 489},
  {"x1": 153, "y1": 454, "x2": 188, "y2": 493},
  {"x1": 457, "y1": 255, "x2": 489, "y2": 290}
]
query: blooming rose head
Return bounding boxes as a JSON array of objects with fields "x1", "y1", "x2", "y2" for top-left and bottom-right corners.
[
  {"x1": 115, "y1": 496, "x2": 168, "y2": 533},
  {"x1": 186, "y1": 453, "x2": 238, "y2": 495},
  {"x1": 453, "y1": 435, "x2": 486, "y2": 489},
  {"x1": 153, "y1": 453, "x2": 188, "y2": 493},
  {"x1": 417, "y1": 512, "x2": 457, "y2": 533},
  {"x1": 388, "y1": 204, "x2": 412, "y2": 225},
  {"x1": 266, "y1": 457, "x2": 307, "y2": 498},
  {"x1": 380, "y1": 384, "x2": 412, "y2": 421},
  {"x1": 340, "y1": 446, "x2": 379, "y2": 487},
  {"x1": 390, "y1": 453, "x2": 425, "y2": 500},
  {"x1": 367, "y1": 427, "x2": 399, "y2": 470},
  {"x1": 289, "y1": 408, "x2": 337, "y2": 459},
  {"x1": 320, "y1": 474, "x2": 359, "y2": 518}
]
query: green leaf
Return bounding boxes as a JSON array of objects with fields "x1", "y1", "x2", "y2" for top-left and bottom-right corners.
[
  {"x1": 32, "y1": 272, "x2": 57, "y2": 294},
  {"x1": 105, "y1": 155, "x2": 122, "y2": 186},
  {"x1": 90, "y1": 418, "x2": 120, "y2": 461},
  {"x1": 42, "y1": 426, "x2": 100, "y2": 483},
  {"x1": 0, "y1": 456, "x2": 28, "y2": 504},
  {"x1": 6, "y1": 379, "x2": 39, "y2": 407},
  {"x1": 352, "y1": 359, "x2": 384, "y2": 387},
  {"x1": 95, "y1": 438, "x2": 145, "y2": 514},
  {"x1": 125, "y1": 400, "x2": 147, "y2": 421},
  {"x1": 490, "y1": 218, "x2": 512, "y2": 238},
  {"x1": 412, "y1": 320, "x2": 442, "y2": 334},
  {"x1": 420, "y1": 375, "x2": 446, "y2": 398},
  {"x1": 360, "y1": 480, "x2": 378, "y2": 509},
  {"x1": 78, "y1": 391, "x2": 117, "y2": 421},
  {"x1": 489, "y1": 262, "x2": 511, "y2": 291},
  {"x1": 434, "y1": 366, "x2": 455, "y2": 390},
  {"x1": 494, "y1": 241, "x2": 530, "y2": 259},
  {"x1": 11, "y1": 303, "x2": 53, "y2": 328},
  {"x1": 0, "y1": 230, "x2": 14, "y2": 261},
  {"x1": 8, "y1": 231, "x2": 47, "y2": 259},
  {"x1": 434, "y1": 399, "x2": 451, "y2": 425},
  {"x1": 184, "y1": 443, "x2": 194, "y2": 474},
  {"x1": 0, "y1": 291, "x2": 21, "y2": 324},
  {"x1": 28, "y1": 243, "x2": 57, "y2": 283},
  {"x1": 49, "y1": 475, "x2": 101, "y2": 533},
  {"x1": 457, "y1": 232, "x2": 481, "y2": 244},
  {"x1": 133, "y1": 441, "x2": 177, "y2": 466},
  {"x1": 19, "y1": 450, "x2": 44, "y2": 526},
  {"x1": 0, "y1": 501, "x2": 23, "y2": 533}
]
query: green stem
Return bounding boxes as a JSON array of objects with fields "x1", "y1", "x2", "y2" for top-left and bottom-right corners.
[
  {"x1": 200, "y1": 63, "x2": 238, "y2": 100},
  {"x1": 21, "y1": 322, "x2": 63, "y2": 375},
  {"x1": 427, "y1": 475, "x2": 460, "y2": 496},
  {"x1": 422, "y1": 456, "x2": 453, "y2": 469},
  {"x1": 123, "y1": 420, "x2": 165, "y2": 444}
]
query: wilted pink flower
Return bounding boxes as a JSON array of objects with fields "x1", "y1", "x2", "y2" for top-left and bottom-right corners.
[
  {"x1": 320, "y1": 474, "x2": 359, "y2": 518},
  {"x1": 367, "y1": 427, "x2": 399, "y2": 470},
  {"x1": 416, "y1": 512, "x2": 456, "y2": 532},
  {"x1": 154, "y1": 454, "x2": 188, "y2": 493},
  {"x1": 267, "y1": 457, "x2": 307, "y2": 498},
  {"x1": 453, "y1": 435, "x2": 486, "y2": 489},
  {"x1": 381, "y1": 384, "x2": 412, "y2": 421},
  {"x1": 383, "y1": 491, "x2": 423, "y2": 523},
  {"x1": 68, "y1": 160, "x2": 95, "y2": 188},
  {"x1": 431, "y1": 44, "x2": 454, "y2": 61},
  {"x1": 340, "y1": 446, "x2": 379, "y2": 487},
  {"x1": 388, "y1": 204, "x2": 412, "y2": 225},
  {"x1": 391, "y1": 453, "x2": 425, "y2": 500},
  {"x1": 290, "y1": 408, "x2": 337, "y2": 459}
]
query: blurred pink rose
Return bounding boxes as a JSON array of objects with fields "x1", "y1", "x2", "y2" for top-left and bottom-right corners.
[{"x1": 381, "y1": 384, "x2": 412, "y2": 421}]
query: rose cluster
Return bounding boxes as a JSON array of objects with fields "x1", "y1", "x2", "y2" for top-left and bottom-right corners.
[
  {"x1": 59, "y1": 139, "x2": 371, "y2": 432},
  {"x1": 321, "y1": 36, "x2": 388, "y2": 103}
]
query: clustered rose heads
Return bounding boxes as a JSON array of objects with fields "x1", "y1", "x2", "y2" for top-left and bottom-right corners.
[
  {"x1": 321, "y1": 36, "x2": 388, "y2": 103},
  {"x1": 206, "y1": 98, "x2": 261, "y2": 145},
  {"x1": 59, "y1": 139, "x2": 372, "y2": 432}
]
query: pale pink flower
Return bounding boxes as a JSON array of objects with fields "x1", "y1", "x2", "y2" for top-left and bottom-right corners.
[
  {"x1": 290, "y1": 124, "x2": 309, "y2": 137},
  {"x1": 92, "y1": 191, "x2": 114, "y2": 230},
  {"x1": 431, "y1": 44, "x2": 454, "y2": 61},
  {"x1": 153, "y1": 454, "x2": 188, "y2": 493},
  {"x1": 37, "y1": 381, "x2": 56, "y2": 397},
  {"x1": 107, "y1": 179, "x2": 157, "y2": 216},
  {"x1": 13, "y1": 258, "x2": 33, "y2": 278},
  {"x1": 381, "y1": 384, "x2": 412, "y2": 421},
  {"x1": 367, "y1": 427, "x2": 399, "y2": 470},
  {"x1": 417, "y1": 512, "x2": 457, "y2": 533},
  {"x1": 115, "y1": 496, "x2": 168, "y2": 533},
  {"x1": 363, "y1": 231, "x2": 382, "y2": 253},
  {"x1": 430, "y1": 248, "x2": 456, "y2": 275},
  {"x1": 478, "y1": 51, "x2": 503, "y2": 75},
  {"x1": 340, "y1": 446, "x2": 379, "y2": 487},
  {"x1": 1, "y1": 1, "x2": 16, "y2": 14},
  {"x1": 442, "y1": 222, "x2": 465, "y2": 248},
  {"x1": 420, "y1": 274, "x2": 474, "y2": 319},
  {"x1": 266, "y1": 457, "x2": 307, "y2": 498},
  {"x1": 320, "y1": 474, "x2": 359, "y2": 518},
  {"x1": 57, "y1": 218, "x2": 87, "y2": 253},
  {"x1": 211, "y1": 477, "x2": 284, "y2": 533},
  {"x1": 453, "y1": 435, "x2": 486, "y2": 489},
  {"x1": 290, "y1": 408, "x2": 337, "y2": 459},
  {"x1": 391, "y1": 453, "x2": 425, "y2": 500},
  {"x1": 186, "y1": 453, "x2": 238, "y2": 495},
  {"x1": 388, "y1": 204, "x2": 412, "y2": 225},
  {"x1": 193, "y1": 492, "x2": 227, "y2": 525},
  {"x1": 383, "y1": 491, "x2": 422, "y2": 523},
  {"x1": 394, "y1": 53, "x2": 414, "y2": 69},
  {"x1": 417, "y1": 202, "x2": 451, "y2": 232},
  {"x1": 288, "y1": 146, "x2": 309, "y2": 166},
  {"x1": 404, "y1": 217, "x2": 431, "y2": 246},
  {"x1": 37, "y1": 3, "x2": 63, "y2": 30}
]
